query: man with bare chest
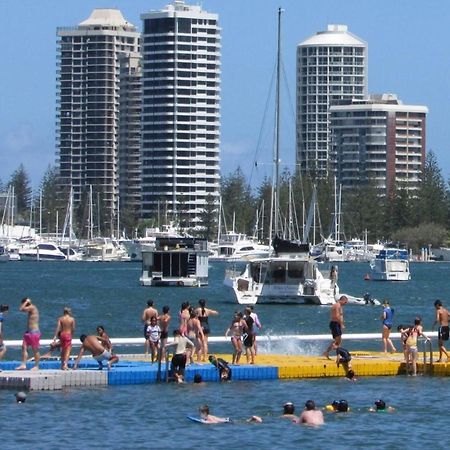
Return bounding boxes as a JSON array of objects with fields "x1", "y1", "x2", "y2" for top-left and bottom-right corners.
[
  {"x1": 16, "y1": 297, "x2": 40, "y2": 370},
  {"x1": 159, "y1": 306, "x2": 171, "y2": 362},
  {"x1": 433, "y1": 299, "x2": 450, "y2": 362},
  {"x1": 53, "y1": 307, "x2": 76, "y2": 370},
  {"x1": 323, "y1": 295, "x2": 348, "y2": 360}
]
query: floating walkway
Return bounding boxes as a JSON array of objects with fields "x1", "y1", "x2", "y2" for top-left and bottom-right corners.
[{"x1": 0, "y1": 351, "x2": 448, "y2": 391}]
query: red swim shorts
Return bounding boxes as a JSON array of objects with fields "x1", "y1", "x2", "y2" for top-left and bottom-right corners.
[
  {"x1": 23, "y1": 331, "x2": 41, "y2": 350},
  {"x1": 59, "y1": 332, "x2": 72, "y2": 350}
]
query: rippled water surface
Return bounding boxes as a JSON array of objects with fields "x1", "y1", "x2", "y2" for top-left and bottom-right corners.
[{"x1": 1, "y1": 261, "x2": 449, "y2": 448}]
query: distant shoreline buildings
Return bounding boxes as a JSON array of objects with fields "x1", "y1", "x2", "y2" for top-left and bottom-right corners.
[{"x1": 54, "y1": 3, "x2": 428, "y2": 234}]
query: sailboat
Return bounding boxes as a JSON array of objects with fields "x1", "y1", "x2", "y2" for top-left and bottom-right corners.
[{"x1": 224, "y1": 10, "x2": 378, "y2": 307}]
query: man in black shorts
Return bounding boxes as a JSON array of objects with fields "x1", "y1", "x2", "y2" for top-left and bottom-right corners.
[
  {"x1": 433, "y1": 300, "x2": 450, "y2": 362},
  {"x1": 323, "y1": 295, "x2": 348, "y2": 359}
]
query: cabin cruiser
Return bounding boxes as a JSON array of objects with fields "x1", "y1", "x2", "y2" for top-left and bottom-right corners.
[
  {"x1": 83, "y1": 238, "x2": 128, "y2": 262},
  {"x1": 209, "y1": 232, "x2": 270, "y2": 262},
  {"x1": 369, "y1": 248, "x2": 411, "y2": 281},
  {"x1": 224, "y1": 236, "x2": 339, "y2": 305},
  {"x1": 19, "y1": 242, "x2": 67, "y2": 261}
]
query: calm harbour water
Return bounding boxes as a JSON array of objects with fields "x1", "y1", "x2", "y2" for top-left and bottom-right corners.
[{"x1": 1, "y1": 260, "x2": 450, "y2": 449}]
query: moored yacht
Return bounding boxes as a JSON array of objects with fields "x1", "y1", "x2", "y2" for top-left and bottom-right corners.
[
  {"x1": 83, "y1": 238, "x2": 128, "y2": 262},
  {"x1": 209, "y1": 232, "x2": 270, "y2": 262},
  {"x1": 19, "y1": 242, "x2": 67, "y2": 261},
  {"x1": 224, "y1": 236, "x2": 339, "y2": 305},
  {"x1": 369, "y1": 248, "x2": 411, "y2": 281}
]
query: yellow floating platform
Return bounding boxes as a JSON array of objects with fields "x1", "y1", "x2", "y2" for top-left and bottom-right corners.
[{"x1": 201, "y1": 351, "x2": 449, "y2": 378}]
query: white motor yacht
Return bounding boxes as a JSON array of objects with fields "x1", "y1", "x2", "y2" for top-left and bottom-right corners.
[
  {"x1": 83, "y1": 238, "x2": 128, "y2": 262},
  {"x1": 19, "y1": 242, "x2": 67, "y2": 261},
  {"x1": 210, "y1": 232, "x2": 270, "y2": 262},
  {"x1": 224, "y1": 236, "x2": 339, "y2": 305},
  {"x1": 369, "y1": 248, "x2": 411, "y2": 281}
]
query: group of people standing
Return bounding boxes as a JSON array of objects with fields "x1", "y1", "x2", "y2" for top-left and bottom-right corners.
[
  {"x1": 0, "y1": 297, "x2": 118, "y2": 371},
  {"x1": 142, "y1": 298, "x2": 222, "y2": 382},
  {"x1": 324, "y1": 294, "x2": 449, "y2": 377},
  {"x1": 141, "y1": 299, "x2": 262, "y2": 382},
  {"x1": 225, "y1": 306, "x2": 262, "y2": 365}
]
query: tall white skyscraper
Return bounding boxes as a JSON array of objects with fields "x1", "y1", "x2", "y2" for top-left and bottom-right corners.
[
  {"x1": 140, "y1": 0, "x2": 221, "y2": 228},
  {"x1": 56, "y1": 9, "x2": 140, "y2": 232},
  {"x1": 118, "y1": 54, "x2": 142, "y2": 216},
  {"x1": 296, "y1": 25, "x2": 368, "y2": 178}
]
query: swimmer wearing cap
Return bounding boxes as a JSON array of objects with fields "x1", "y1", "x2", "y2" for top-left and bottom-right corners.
[
  {"x1": 281, "y1": 402, "x2": 297, "y2": 420},
  {"x1": 15, "y1": 391, "x2": 27, "y2": 404},
  {"x1": 325, "y1": 399, "x2": 349, "y2": 413},
  {"x1": 369, "y1": 399, "x2": 395, "y2": 413}
]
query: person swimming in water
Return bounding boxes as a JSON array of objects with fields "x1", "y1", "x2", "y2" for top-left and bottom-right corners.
[
  {"x1": 209, "y1": 355, "x2": 232, "y2": 381},
  {"x1": 299, "y1": 400, "x2": 324, "y2": 426},
  {"x1": 198, "y1": 405, "x2": 230, "y2": 423},
  {"x1": 369, "y1": 399, "x2": 395, "y2": 412},
  {"x1": 281, "y1": 402, "x2": 297, "y2": 420},
  {"x1": 325, "y1": 399, "x2": 349, "y2": 413}
]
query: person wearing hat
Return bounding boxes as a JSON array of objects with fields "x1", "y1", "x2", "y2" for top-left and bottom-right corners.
[
  {"x1": 432, "y1": 299, "x2": 449, "y2": 362},
  {"x1": 281, "y1": 402, "x2": 297, "y2": 420},
  {"x1": 381, "y1": 299, "x2": 396, "y2": 353},
  {"x1": 325, "y1": 399, "x2": 349, "y2": 413}
]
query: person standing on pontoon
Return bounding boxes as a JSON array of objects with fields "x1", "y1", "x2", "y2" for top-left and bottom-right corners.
[
  {"x1": 433, "y1": 299, "x2": 450, "y2": 362},
  {"x1": 225, "y1": 312, "x2": 248, "y2": 365},
  {"x1": 323, "y1": 295, "x2": 348, "y2": 360},
  {"x1": 249, "y1": 306, "x2": 262, "y2": 355},
  {"x1": 405, "y1": 317, "x2": 430, "y2": 376},
  {"x1": 158, "y1": 306, "x2": 171, "y2": 362},
  {"x1": 0, "y1": 304, "x2": 9, "y2": 360},
  {"x1": 195, "y1": 299, "x2": 219, "y2": 361},
  {"x1": 142, "y1": 300, "x2": 158, "y2": 356},
  {"x1": 381, "y1": 300, "x2": 396, "y2": 353},
  {"x1": 52, "y1": 306, "x2": 76, "y2": 370},
  {"x1": 16, "y1": 298, "x2": 41, "y2": 371}
]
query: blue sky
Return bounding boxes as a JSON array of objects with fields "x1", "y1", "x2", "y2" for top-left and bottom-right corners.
[{"x1": 1, "y1": 0, "x2": 449, "y2": 189}]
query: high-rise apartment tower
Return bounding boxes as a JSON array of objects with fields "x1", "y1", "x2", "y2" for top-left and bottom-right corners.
[
  {"x1": 330, "y1": 94, "x2": 427, "y2": 195},
  {"x1": 296, "y1": 25, "x2": 367, "y2": 177},
  {"x1": 140, "y1": 0, "x2": 221, "y2": 228},
  {"x1": 56, "y1": 9, "x2": 140, "y2": 232}
]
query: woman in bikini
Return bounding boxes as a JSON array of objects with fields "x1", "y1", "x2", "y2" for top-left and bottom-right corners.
[
  {"x1": 178, "y1": 302, "x2": 190, "y2": 336},
  {"x1": 225, "y1": 312, "x2": 248, "y2": 365},
  {"x1": 405, "y1": 317, "x2": 430, "y2": 376},
  {"x1": 186, "y1": 311, "x2": 205, "y2": 363},
  {"x1": 195, "y1": 299, "x2": 219, "y2": 361}
]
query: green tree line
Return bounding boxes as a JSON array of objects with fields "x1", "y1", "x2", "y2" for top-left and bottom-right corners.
[{"x1": 2, "y1": 150, "x2": 450, "y2": 251}]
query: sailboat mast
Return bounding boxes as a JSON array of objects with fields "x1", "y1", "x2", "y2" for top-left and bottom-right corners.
[{"x1": 274, "y1": 7, "x2": 282, "y2": 238}]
